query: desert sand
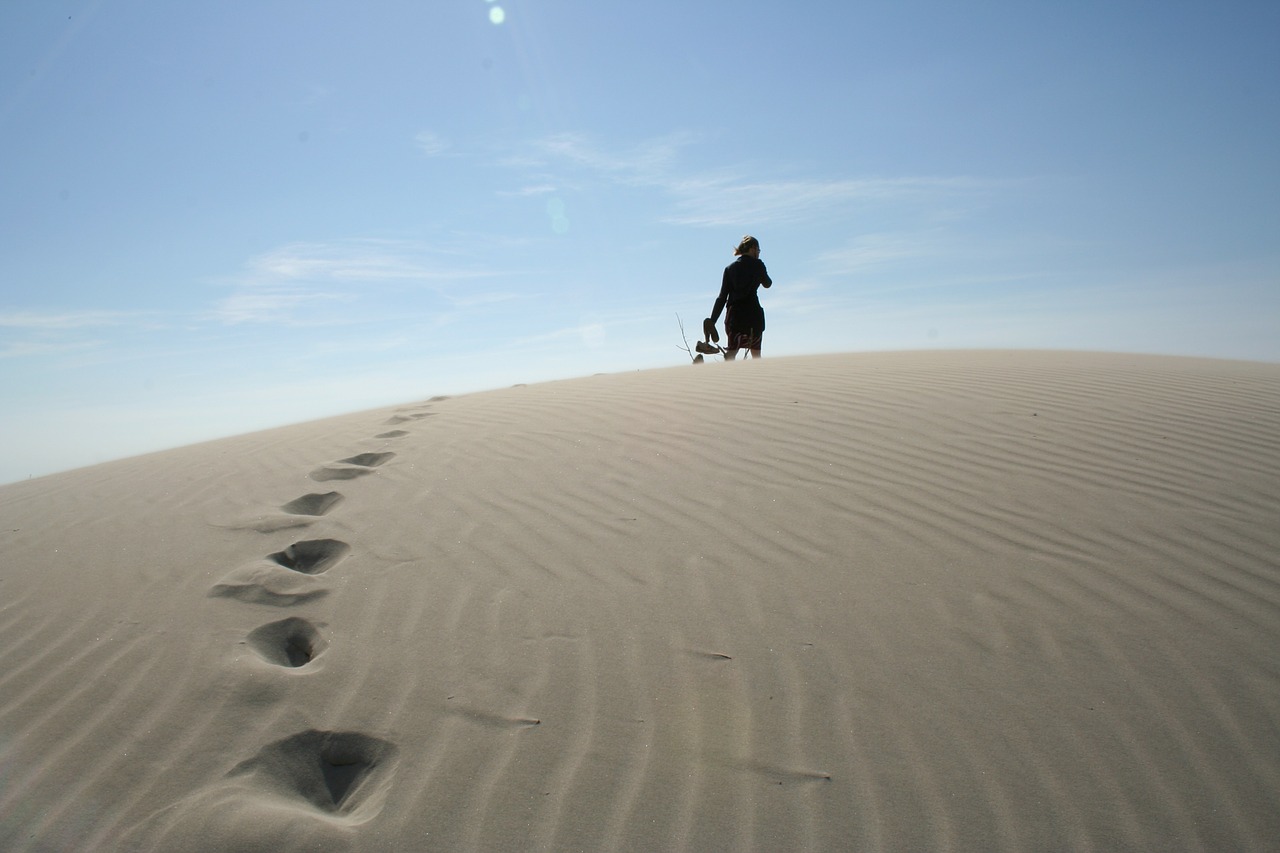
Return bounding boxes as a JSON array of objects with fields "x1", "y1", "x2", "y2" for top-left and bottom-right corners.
[{"x1": 1, "y1": 350, "x2": 1278, "y2": 852}]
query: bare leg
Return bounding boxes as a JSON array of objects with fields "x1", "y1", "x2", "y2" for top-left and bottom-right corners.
[{"x1": 723, "y1": 348, "x2": 739, "y2": 361}]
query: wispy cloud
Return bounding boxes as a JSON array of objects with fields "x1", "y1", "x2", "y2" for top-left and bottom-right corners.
[
  {"x1": 0, "y1": 310, "x2": 157, "y2": 360},
  {"x1": 503, "y1": 132, "x2": 992, "y2": 228},
  {"x1": 445, "y1": 290, "x2": 524, "y2": 309},
  {"x1": 0, "y1": 310, "x2": 137, "y2": 330},
  {"x1": 414, "y1": 131, "x2": 451, "y2": 156},
  {"x1": 513, "y1": 321, "x2": 610, "y2": 349},
  {"x1": 0, "y1": 339, "x2": 104, "y2": 359},
  {"x1": 497, "y1": 183, "x2": 560, "y2": 198},
  {"x1": 0, "y1": 310, "x2": 210, "y2": 380},
  {"x1": 663, "y1": 176, "x2": 984, "y2": 227},
  {"x1": 814, "y1": 232, "x2": 943, "y2": 274},
  {"x1": 213, "y1": 289, "x2": 349, "y2": 325},
  {"x1": 240, "y1": 239, "x2": 494, "y2": 281},
  {"x1": 525, "y1": 131, "x2": 697, "y2": 184},
  {"x1": 213, "y1": 238, "x2": 510, "y2": 325}
]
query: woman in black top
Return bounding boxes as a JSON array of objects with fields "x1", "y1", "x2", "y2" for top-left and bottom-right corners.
[{"x1": 709, "y1": 235, "x2": 772, "y2": 359}]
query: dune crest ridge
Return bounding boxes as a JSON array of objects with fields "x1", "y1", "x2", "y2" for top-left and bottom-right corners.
[{"x1": 1, "y1": 351, "x2": 1278, "y2": 852}]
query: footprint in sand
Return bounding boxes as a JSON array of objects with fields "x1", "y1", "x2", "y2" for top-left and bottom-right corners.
[
  {"x1": 209, "y1": 567, "x2": 330, "y2": 607},
  {"x1": 223, "y1": 491, "x2": 346, "y2": 533},
  {"x1": 374, "y1": 429, "x2": 409, "y2": 439},
  {"x1": 269, "y1": 538, "x2": 351, "y2": 575},
  {"x1": 383, "y1": 411, "x2": 435, "y2": 425},
  {"x1": 309, "y1": 452, "x2": 396, "y2": 482},
  {"x1": 209, "y1": 539, "x2": 349, "y2": 605},
  {"x1": 383, "y1": 397, "x2": 448, "y2": 425},
  {"x1": 229, "y1": 730, "x2": 399, "y2": 818},
  {"x1": 281, "y1": 491, "x2": 344, "y2": 517},
  {"x1": 246, "y1": 617, "x2": 327, "y2": 668},
  {"x1": 340, "y1": 452, "x2": 395, "y2": 468},
  {"x1": 132, "y1": 730, "x2": 399, "y2": 849}
]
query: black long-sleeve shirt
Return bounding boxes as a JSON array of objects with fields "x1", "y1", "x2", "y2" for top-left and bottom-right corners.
[{"x1": 711, "y1": 255, "x2": 772, "y2": 332}]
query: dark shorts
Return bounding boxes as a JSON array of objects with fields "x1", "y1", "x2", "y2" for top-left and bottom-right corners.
[
  {"x1": 725, "y1": 328, "x2": 762, "y2": 352},
  {"x1": 725, "y1": 306, "x2": 764, "y2": 353}
]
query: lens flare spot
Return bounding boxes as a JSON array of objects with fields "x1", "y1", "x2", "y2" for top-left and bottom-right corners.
[
  {"x1": 489, "y1": 6, "x2": 505, "y2": 24},
  {"x1": 547, "y1": 197, "x2": 569, "y2": 234}
]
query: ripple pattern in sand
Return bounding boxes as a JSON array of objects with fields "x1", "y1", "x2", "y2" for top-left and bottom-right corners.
[{"x1": 1, "y1": 355, "x2": 1278, "y2": 852}]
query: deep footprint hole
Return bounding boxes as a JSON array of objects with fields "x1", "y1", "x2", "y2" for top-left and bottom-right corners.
[
  {"x1": 338, "y1": 452, "x2": 395, "y2": 468},
  {"x1": 247, "y1": 617, "x2": 326, "y2": 667},
  {"x1": 269, "y1": 539, "x2": 350, "y2": 575},
  {"x1": 230, "y1": 730, "x2": 398, "y2": 816},
  {"x1": 280, "y1": 492, "x2": 344, "y2": 517},
  {"x1": 323, "y1": 754, "x2": 366, "y2": 808},
  {"x1": 309, "y1": 467, "x2": 369, "y2": 482}
]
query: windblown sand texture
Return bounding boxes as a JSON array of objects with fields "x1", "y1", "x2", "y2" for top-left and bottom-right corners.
[{"x1": 1, "y1": 351, "x2": 1278, "y2": 852}]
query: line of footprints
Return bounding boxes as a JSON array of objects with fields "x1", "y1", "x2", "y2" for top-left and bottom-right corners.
[{"x1": 205, "y1": 404, "x2": 441, "y2": 819}]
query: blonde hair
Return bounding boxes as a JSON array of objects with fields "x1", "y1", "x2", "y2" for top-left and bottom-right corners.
[{"x1": 734, "y1": 235, "x2": 759, "y2": 256}]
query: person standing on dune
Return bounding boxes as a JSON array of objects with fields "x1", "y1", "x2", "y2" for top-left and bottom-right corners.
[{"x1": 707, "y1": 235, "x2": 772, "y2": 360}]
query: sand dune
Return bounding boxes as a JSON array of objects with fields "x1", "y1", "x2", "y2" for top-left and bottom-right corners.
[{"x1": 1, "y1": 351, "x2": 1277, "y2": 852}]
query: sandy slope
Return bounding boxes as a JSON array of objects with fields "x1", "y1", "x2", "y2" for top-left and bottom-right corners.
[{"x1": 1, "y1": 351, "x2": 1277, "y2": 852}]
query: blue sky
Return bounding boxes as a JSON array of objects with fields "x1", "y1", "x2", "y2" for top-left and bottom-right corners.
[{"x1": 2, "y1": 0, "x2": 1278, "y2": 483}]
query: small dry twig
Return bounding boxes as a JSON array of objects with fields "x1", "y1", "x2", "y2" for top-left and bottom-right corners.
[
  {"x1": 677, "y1": 313, "x2": 719, "y2": 364},
  {"x1": 676, "y1": 313, "x2": 700, "y2": 363}
]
